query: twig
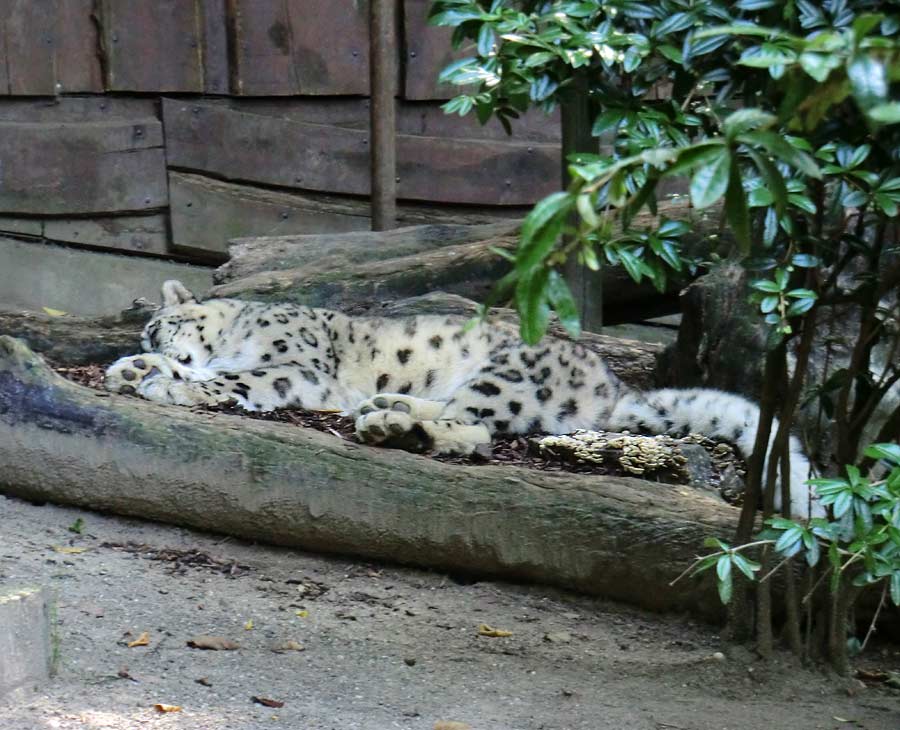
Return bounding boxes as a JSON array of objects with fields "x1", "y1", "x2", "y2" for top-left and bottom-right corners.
[{"x1": 859, "y1": 583, "x2": 887, "y2": 653}]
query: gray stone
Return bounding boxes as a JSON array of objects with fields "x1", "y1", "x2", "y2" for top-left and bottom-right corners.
[{"x1": 0, "y1": 586, "x2": 56, "y2": 700}]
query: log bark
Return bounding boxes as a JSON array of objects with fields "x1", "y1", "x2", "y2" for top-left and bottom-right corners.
[
  {"x1": 0, "y1": 302, "x2": 153, "y2": 365},
  {"x1": 0, "y1": 336, "x2": 736, "y2": 617},
  {"x1": 212, "y1": 206, "x2": 722, "y2": 322}
]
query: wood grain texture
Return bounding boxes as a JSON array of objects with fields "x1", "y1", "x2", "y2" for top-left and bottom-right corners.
[
  {"x1": 0, "y1": 0, "x2": 57, "y2": 95},
  {"x1": 97, "y1": 0, "x2": 204, "y2": 92},
  {"x1": 169, "y1": 171, "x2": 370, "y2": 255},
  {"x1": 43, "y1": 215, "x2": 169, "y2": 255},
  {"x1": 171, "y1": 172, "x2": 518, "y2": 255},
  {"x1": 0, "y1": 334, "x2": 733, "y2": 617},
  {"x1": 229, "y1": 0, "x2": 370, "y2": 96},
  {"x1": 55, "y1": 0, "x2": 103, "y2": 93},
  {"x1": 402, "y1": 0, "x2": 461, "y2": 100},
  {"x1": 0, "y1": 118, "x2": 166, "y2": 215},
  {"x1": 163, "y1": 99, "x2": 559, "y2": 205}
]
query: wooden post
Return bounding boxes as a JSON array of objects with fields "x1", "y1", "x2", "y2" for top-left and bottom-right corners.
[
  {"x1": 370, "y1": 0, "x2": 398, "y2": 231},
  {"x1": 560, "y1": 71, "x2": 603, "y2": 332}
]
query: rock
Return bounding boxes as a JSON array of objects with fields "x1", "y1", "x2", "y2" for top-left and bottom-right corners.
[{"x1": 0, "y1": 586, "x2": 56, "y2": 699}]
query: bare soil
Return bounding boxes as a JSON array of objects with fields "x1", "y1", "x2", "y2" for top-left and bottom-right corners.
[{"x1": 1, "y1": 495, "x2": 898, "y2": 730}]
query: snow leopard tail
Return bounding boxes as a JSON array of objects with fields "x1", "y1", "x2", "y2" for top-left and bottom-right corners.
[{"x1": 607, "y1": 388, "x2": 823, "y2": 519}]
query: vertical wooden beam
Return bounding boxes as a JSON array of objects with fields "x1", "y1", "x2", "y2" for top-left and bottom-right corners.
[
  {"x1": 370, "y1": 0, "x2": 397, "y2": 231},
  {"x1": 560, "y1": 71, "x2": 603, "y2": 332}
]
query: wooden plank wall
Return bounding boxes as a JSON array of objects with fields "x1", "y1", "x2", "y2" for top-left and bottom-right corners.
[{"x1": 0, "y1": 0, "x2": 560, "y2": 260}]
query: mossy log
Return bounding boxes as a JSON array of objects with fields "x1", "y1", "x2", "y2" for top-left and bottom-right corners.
[{"x1": 0, "y1": 336, "x2": 736, "y2": 618}]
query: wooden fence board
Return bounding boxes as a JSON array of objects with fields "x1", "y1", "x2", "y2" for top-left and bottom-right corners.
[
  {"x1": 163, "y1": 99, "x2": 558, "y2": 205},
  {"x1": 169, "y1": 172, "x2": 370, "y2": 255},
  {"x1": 44, "y1": 215, "x2": 169, "y2": 255},
  {"x1": 403, "y1": 0, "x2": 462, "y2": 100},
  {"x1": 1, "y1": 0, "x2": 57, "y2": 95},
  {"x1": 0, "y1": 98, "x2": 156, "y2": 123},
  {"x1": 98, "y1": 0, "x2": 204, "y2": 92},
  {"x1": 200, "y1": 0, "x2": 230, "y2": 94},
  {"x1": 235, "y1": 97, "x2": 561, "y2": 142},
  {"x1": 0, "y1": 217, "x2": 43, "y2": 237},
  {"x1": 229, "y1": 0, "x2": 370, "y2": 96},
  {"x1": 0, "y1": 119, "x2": 166, "y2": 215},
  {"x1": 171, "y1": 171, "x2": 519, "y2": 254},
  {"x1": 56, "y1": 0, "x2": 104, "y2": 93}
]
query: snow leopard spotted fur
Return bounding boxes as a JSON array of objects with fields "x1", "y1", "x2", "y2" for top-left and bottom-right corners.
[{"x1": 105, "y1": 280, "x2": 822, "y2": 518}]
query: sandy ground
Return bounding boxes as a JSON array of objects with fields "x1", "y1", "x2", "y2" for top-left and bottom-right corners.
[{"x1": 1, "y1": 494, "x2": 898, "y2": 730}]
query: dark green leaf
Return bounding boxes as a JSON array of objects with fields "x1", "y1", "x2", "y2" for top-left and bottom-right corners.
[
  {"x1": 429, "y1": 9, "x2": 485, "y2": 27},
  {"x1": 760, "y1": 295, "x2": 779, "y2": 313},
  {"x1": 865, "y1": 443, "x2": 900, "y2": 465},
  {"x1": 477, "y1": 24, "x2": 495, "y2": 57},
  {"x1": 731, "y1": 553, "x2": 761, "y2": 580},
  {"x1": 690, "y1": 149, "x2": 731, "y2": 208},
  {"x1": 746, "y1": 149, "x2": 788, "y2": 217},
  {"x1": 518, "y1": 192, "x2": 572, "y2": 271},
  {"x1": 592, "y1": 109, "x2": 625, "y2": 137},
  {"x1": 869, "y1": 102, "x2": 900, "y2": 123},
  {"x1": 546, "y1": 270, "x2": 582, "y2": 339},
  {"x1": 516, "y1": 268, "x2": 551, "y2": 345},
  {"x1": 724, "y1": 157, "x2": 751, "y2": 254},
  {"x1": 847, "y1": 54, "x2": 888, "y2": 111},
  {"x1": 740, "y1": 131, "x2": 822, "y2": 179},
  {"x1": 723, "y1": 109, "x2": 776, "y2": 138},
  {"x1": 792, "y1": 254, "x2": 819, "y2": 267}
]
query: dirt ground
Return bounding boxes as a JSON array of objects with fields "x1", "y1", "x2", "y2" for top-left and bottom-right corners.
[{"x1": 1, "y1": 495, "x2": 898, "y2": 730}]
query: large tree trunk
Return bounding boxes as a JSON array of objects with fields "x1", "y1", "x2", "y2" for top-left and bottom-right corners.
[{"x1": 0, "y1": 335, "x2": 735, "y2": 618}]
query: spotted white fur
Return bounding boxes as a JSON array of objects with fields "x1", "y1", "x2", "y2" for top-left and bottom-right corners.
[{"x1": 105, "y1": 281, "x2": 822, "y2": 518}]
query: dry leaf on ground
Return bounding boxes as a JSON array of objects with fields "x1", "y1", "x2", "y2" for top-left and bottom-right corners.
[
  {"x1": 244, "y1": 619, "x2": 254, "y2": 630},
  {"x1": 186, "y1": 635, "x2": 239, "y2": 650},
  {"x1": 127, "y1": 632, "x2": 150, "y2": 648},
  {"x1": 477, "y1": 624, "x2": 513, "y2": 638},
  {"x1": 434, "y1": 722, "x2": 472, "y2": 730},
  {"x1": 52, "y1": 546, "x2": 88, "y2": 554},
  {"x1": 251, "y1": 696, "x2": 285, "y2": 708},
  {"x1": 153, "y1": 704, "x2": 181, "y2": 713}
]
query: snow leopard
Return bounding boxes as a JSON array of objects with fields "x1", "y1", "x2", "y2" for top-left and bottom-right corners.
[{"x1": 104, "y1": 280, "x2": 822, "y2": 518}]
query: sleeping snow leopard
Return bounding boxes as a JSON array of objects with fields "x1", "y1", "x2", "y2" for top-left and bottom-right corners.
[{"x1": 105, "y1": 280, "x2": 822, "y2": 518}]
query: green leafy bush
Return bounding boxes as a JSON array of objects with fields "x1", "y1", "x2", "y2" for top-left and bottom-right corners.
[{"x1": 430, "y1": 0, "x2": 900, "y2": 671}]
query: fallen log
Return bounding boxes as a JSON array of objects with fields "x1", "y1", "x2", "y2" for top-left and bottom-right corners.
[
  {"x1": 209, "y1": 212, "x2": 722, "y2": 321},
  {"x1": 0, "y1": 301, "x2": 153, "y2": 365},
  {"x1": 0, "y1": 336, "x2": 735, "y2": 618}
]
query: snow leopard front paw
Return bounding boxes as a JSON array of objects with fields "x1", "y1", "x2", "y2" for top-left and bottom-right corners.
[
  {"x1": 104, "y1": 354, "x2": 173, "y2": 396},
  {"x1": 355, "y1": 410, "x2": 434, "y2": 453},
  {"x1": 355, "y1": 393, "x2": 445, "y2": 420}
]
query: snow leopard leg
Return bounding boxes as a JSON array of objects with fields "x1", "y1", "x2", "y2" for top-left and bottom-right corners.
[
  {"x1": 355, "y1": 393, "x2": 446, "y2": 420},
  {"x1": 355, "y1": 409, "x2": 491, "y2": 455},
  {"x1": 106, "y1": 357, "x2": 343, "y2": 412}
]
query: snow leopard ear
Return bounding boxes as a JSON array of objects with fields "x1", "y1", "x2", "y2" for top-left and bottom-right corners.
[{"x1": 161, "y1": 280, "x2": 198, "y2": 307}]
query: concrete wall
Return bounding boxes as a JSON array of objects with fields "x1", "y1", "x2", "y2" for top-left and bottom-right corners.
[{"x1": 0, "y1": 237, "x2": 213, "y2": 316}]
